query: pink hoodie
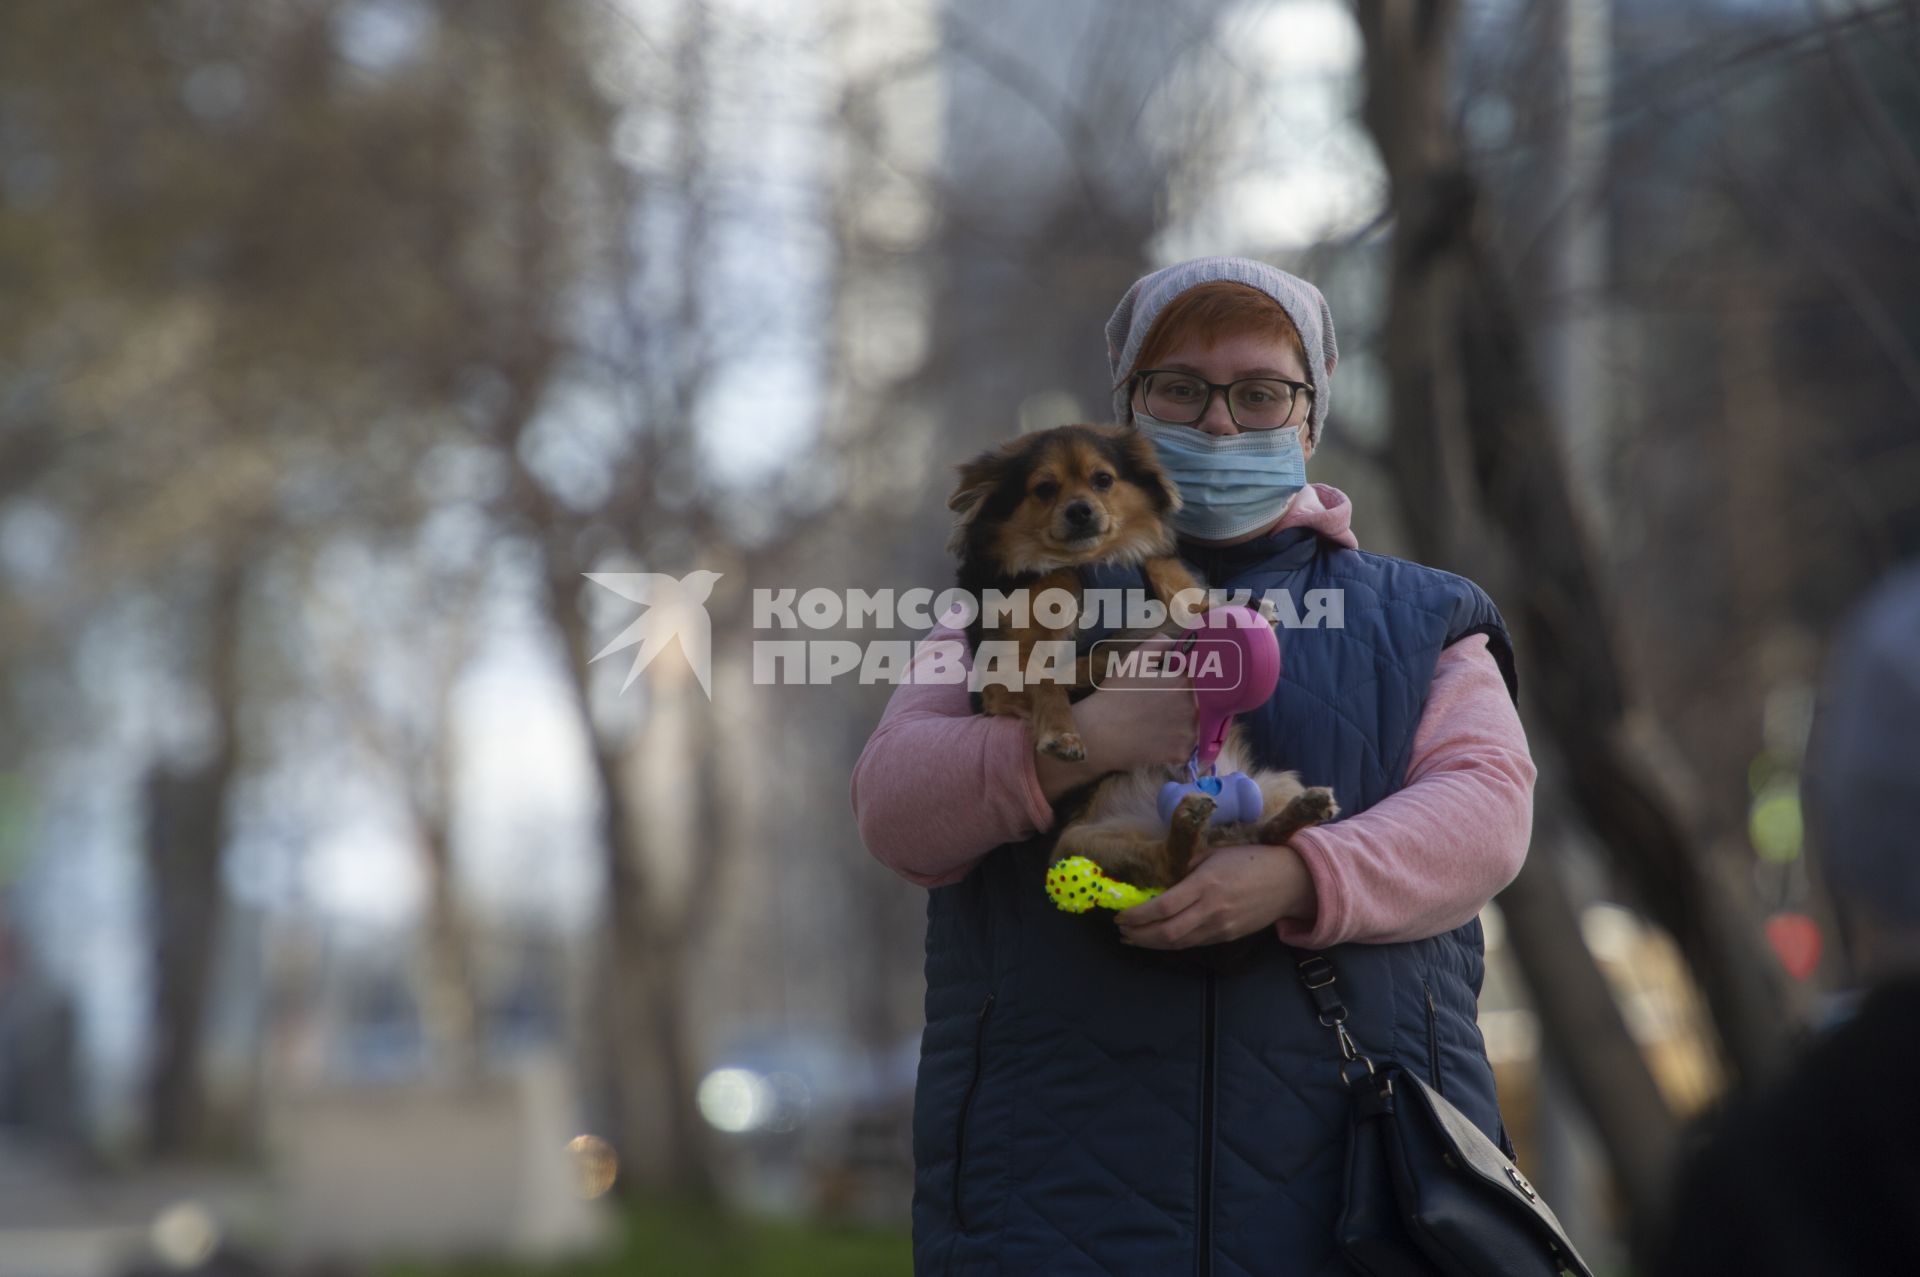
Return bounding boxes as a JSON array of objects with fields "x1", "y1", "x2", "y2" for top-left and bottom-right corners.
[{"x1": 847, "y1": 483, "x2": 1536, "y2": 947}]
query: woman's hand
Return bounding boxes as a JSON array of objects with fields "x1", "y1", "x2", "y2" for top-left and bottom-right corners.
[
  {"x1": 1032, "y1": 634, "x2": 1198, "y2": 802},
  {"x1": 1114, "y1": 842, "x2": 1319, "y2": 948}
]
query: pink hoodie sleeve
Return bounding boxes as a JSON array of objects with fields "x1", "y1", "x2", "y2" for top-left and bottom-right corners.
[
  {"x1": 1274, "y1": 632, "x2": 1535, "y2": 948},
  {"x1": 848, "y1": 621, "x2": 1054, "y2": 888}
]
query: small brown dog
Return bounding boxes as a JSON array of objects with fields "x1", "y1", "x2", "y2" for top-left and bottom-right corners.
[{"x1": 947, "y1": 423, "x2": 1337, "y2": 889}]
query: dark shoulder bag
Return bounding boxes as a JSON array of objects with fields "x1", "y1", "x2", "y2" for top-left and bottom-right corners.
[{"x1": 1294, "y1": 953, "x2": 1597, "y2": 1277}]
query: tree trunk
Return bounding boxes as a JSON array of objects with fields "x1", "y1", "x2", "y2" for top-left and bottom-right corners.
[
  {"x1": 1496, "y1": 817, "x2": 1678, "y2": 1243},
  {"x1": 542, "y1": 558, "x2": 718, "y2": 1202},
  {"x1": 416, "y1": 819, "x2": 482, "y2": 1081},
  {"x1": 143, "y1": 550, "x2": 246, "y2": 1158},
  {"x1": 1352, "y1": 0, "x2": 1798, "y2": 1252}
]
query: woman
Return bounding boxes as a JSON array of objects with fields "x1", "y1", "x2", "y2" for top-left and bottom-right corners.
[{"x1": 850, "y1": 255, "x2": 1535, "y2": 1276}]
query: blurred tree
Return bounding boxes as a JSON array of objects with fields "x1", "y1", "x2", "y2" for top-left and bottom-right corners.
[
  {"x1": 0, "y1": 0, "x2": 633, "y2": 1156},
  {"x1": 308, "y1": 542, "x2": 491, "y2": 1081},
  {"x1": 141, "y1": 543, "x2": 251, "y2": 1155}
]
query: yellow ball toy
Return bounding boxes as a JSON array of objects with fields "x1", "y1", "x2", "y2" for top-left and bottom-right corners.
[{"x1": 1045, "y1": 855, "x2": 1165, "y2": 913}]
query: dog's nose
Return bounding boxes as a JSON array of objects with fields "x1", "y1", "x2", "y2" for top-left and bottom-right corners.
[{"x1": 1064, "y1": 500, "x2": 1094, "y2": 525}]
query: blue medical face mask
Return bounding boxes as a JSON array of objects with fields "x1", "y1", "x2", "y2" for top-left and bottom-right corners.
[{"x1": 1132, "y1": 410, "x2": 1307, "y2": 541}]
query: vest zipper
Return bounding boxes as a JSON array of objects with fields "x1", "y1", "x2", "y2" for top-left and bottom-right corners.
[
  {"x1": 1197, "y1": 969, "x2": 1217, "y2": 1277},
  {"x1": 1422, "y1": 977, "x2": 1444, "y2": 1096},
  {"x1": 953, "y1": 990, "x2": 996, "y2": 1231}
]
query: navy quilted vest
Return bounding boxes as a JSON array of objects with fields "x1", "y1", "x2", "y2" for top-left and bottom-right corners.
[{"x1": 909, "y1": 524, "x2": 1522, "y2": 1277}]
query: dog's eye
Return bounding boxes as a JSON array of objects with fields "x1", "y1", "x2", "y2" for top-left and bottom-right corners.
[
  {"x1": 1033, "y1": 481, "x2": 1059, "y2": 501},
  {"x1": 1092, "y1": 471, "x2": 1114, "y2": 490}
]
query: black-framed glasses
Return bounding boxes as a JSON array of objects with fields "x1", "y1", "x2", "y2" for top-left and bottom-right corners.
[{"x1": 1131, "y1": 369, "x2": 1314, "y2": 430}]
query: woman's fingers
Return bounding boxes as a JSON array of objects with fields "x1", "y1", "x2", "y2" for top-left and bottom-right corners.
[
  {"x1": 1117, "y1": 845, "x2": 1292, "y2": 948},
  {"x1": 1117, "y1": 881, "x2": 1209, "y2": 947}
]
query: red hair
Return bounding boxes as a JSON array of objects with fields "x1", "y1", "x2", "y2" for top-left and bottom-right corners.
[{"x1": 1126, "y1": 280, "x2": 1308, "y2": 379}]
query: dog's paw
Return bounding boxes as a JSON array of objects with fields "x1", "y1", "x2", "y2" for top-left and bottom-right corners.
[
  {"x1": 1172, "y1": 792, "x2": 1216, "y2": 834},
  {"x1": 1296, "y1": 787, "x2": 1339, "y2": 825},
  {"x1": 1254, "y1": 595, "x2": 1283, "y2": 625},
  {"x1": 1037, "y1": 730, "x2": 1086, "y2": 762}
]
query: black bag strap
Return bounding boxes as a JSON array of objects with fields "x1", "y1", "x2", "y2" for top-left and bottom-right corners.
[{"x1": 1294, "y1": 951, "x2": 1388, "y2": 1091}]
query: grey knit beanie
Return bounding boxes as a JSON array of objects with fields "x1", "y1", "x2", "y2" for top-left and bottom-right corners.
[
  {"x1": 1805, "y1": 561, "x2": 1920, "y2": 931},
  {"x1": 1105, "y1": 255, "x2": 1339, "y2": 445}
]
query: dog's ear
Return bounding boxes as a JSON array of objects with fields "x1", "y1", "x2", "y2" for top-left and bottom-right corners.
[
  {"x1": 1116, "y1": 428, "x2": 1183, "y2": 515},
  {"x1": 946, "y1": 447, "x2": 1010, "y2": 558},
  {"x1": 947, "y1": 448, "x2": 1008, "y2": 517}
]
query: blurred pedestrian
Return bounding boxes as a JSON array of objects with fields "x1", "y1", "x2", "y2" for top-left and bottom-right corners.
[{"x1": 1651, "y1": 561, "x2": 1920, "y2": 1276}]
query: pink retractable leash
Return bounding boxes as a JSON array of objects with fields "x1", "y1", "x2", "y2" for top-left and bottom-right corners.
[{"x1": 1154, "y1": 605, "x2": 1281, "y2": 826}]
